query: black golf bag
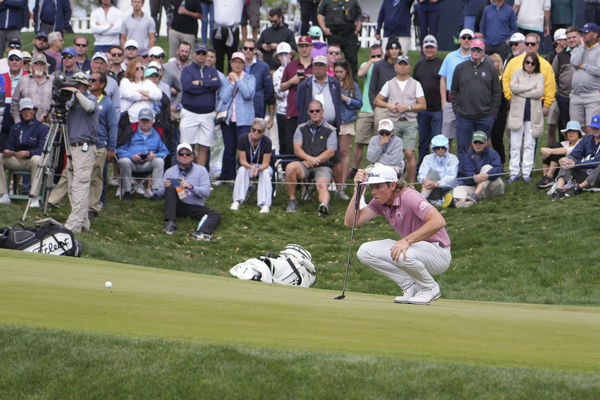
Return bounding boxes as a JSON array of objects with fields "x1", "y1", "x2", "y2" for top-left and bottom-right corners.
[{"x1": 0, "y1": 222, "x2": 82, "y2": 257}]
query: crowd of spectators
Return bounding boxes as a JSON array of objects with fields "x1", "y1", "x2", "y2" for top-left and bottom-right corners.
[{"x1": 0, "y1": 0, "x2": 599, "y2": 240}]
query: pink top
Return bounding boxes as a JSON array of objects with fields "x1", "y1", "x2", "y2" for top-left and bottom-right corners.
[{"x1": 368, "y1": 188, "x2": 451, "y2": 248}]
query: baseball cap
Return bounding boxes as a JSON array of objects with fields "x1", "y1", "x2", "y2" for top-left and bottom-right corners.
[
  {"x1": 298, "y1": 36, "x2": 313, "y2": 45},
  {"x1": 31, "y1": 54, "x2": 48, "y2": 65},
  {"x1": 19, "y1": 98, "x2": 35, "y2": 111},
  {"x1": 148, "y1": 46, "x2": 165, "y2": 57},
  {"x1": 580, "y1": 23, "x2": 600, "y2": 34},
  {"x1": 177, "y1": 143, "x2": 193, "y2": 153},
  {"x1": 554, "y1": 28, "x2": 567, "y2": 41},
  {"x1": 471, "y1": 38, "x2": 485, "y2": 50},
  {"x1": 231, "y1": 51, "x2": 245, "y2": 62},
  {"x1": 61, "y1": 47, "x2": 77, "y2": 57},
  {"x1": 124, "y1": 39, "x2": 139, "y2": 49},
  {"x1": 138, "y1": 108, "x2": 155, "y2": 121},
  {"x1": 21, "y1": 51, "x2": 32, "y2": 61},
  {"x1": 386, "y1": 36, "x2": 401, "y2": 50},
  {"x1": 509, "y1": 32, "x2": 525, "y2": 43},
  {"x1": 472, "y1": 131, "x2": 488, "y2": 143},
  {"x1": 589, "y1": 114, "x2": 600, "y2": 129},
  {"x1": 35, "y1": 32, "x2": 48, "y2": 40},
  {"x1": 431, "y1": 135, "x2": 449, "y2": 148},
  {"x1": 378, "y1": 119, "x2": 394, "y2": 132},
  {"x1": 396, "y1": 55, "x2": 410, "y2": 64},
  {"x1": 308, "y1": 26, "x2": 322, "y2": 38},
  {"x1": 313, "y1": 55, "x2": 327, "y2": 65},
  {"x1": 360, "y1": 164, "x2": 399, "y2": 186},
  {"x1": 92, "y1": 52, "x2": 108, "y2": 63},
  {"x1": 422, "y1": 35, "x2": 437, "y2": 48},
  {"x1": 72, "y1": 72, "x2": 89, "y2": 85},
  {"x1": 560, "y1": 120, "x2": 584, "y2": 136},
  {"x1": 276, "y1": 42, "x2": 292, "y2": 54},
  {"x1": 459, "y1": 28, "x2": 475, "y2": 38},
  {"x1": 8, "y1": 49, "x2": 22, "y2": 59},
  {"x1": 144, "y1": 67, "x2": 160, "y2": 77},
  {"x1": 195, "y1": 43, "x2": 208, "y2": 53},
  {"x1": 148, "y1": 61, "x2": 162, "y2": 70}
]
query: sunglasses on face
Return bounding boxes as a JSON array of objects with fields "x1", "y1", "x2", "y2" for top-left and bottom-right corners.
[
  {"x1": 471, "y1": 47, "x2": 484, "y2": 52},
  {"x1": 110, "y1": 52, "x2": 123, "y2": 57},
  {"x1": 510, "y1": 42, "x2": 521, "y2": 46},
  {"x1": 379, "y1": 130, "x2": 392, "y2": 136},
  {"x1": 36, "y1": 37, "x2": 47, "y2": 41},
  {"x1": 196, "y1": 50, "x2": 207, "y2": 55},
  {"x1": 525, "y1": 42, "x2": 537, "y2": 47},
  {"x1": 126, "y1": 46, "x2": 137, "y2": 50},
  {"x1": 371, "y1": 54, "x2": 382, "y2": 58},
  {"x1": 178, "y1": 152, "x2": 192, "y2": 156},
  {"x1": 74, "y1": 43, "x2": 87, "y2": 47},
  {"x1": 309, "y1": 109, "x2": 322, "y2": 114},
  {"x1": 8, "y1": 57, "x2": 21, "y2": 62},
  {"x1": 9, "y1": 44, "x2": 21, "y2": 49},
  {"x1": 461, "y1": 36, "x2": 473, "y2": 40},
  {"x1": 149, "y1": 73, "x2": 159, "y2": 77},
  {"x1": 242, "y1": 46, "x2": 255, "y2": 51},
  {"x1": 473, "y1": 141, "x2": 485, "y2": 144},
  {"x1": 524, "y1": 60, "x2": 536, "y2": 65},
  {"x1": 150, "y1": 55, "x2": 164, "y2": 58},
  {"x1": 251, "y1": 128, "x2": 264, "y2": 133},
  {"x1": 62, "y1": 54, "x2": 73, "y2": 59},
  {"x1": 270, "y1": 19, "x2": 279, "y2": 24},
  {"x1": 328, "y1": 51, "x2": 340, "y2": 55},
  {"x1": 89, "y1": 78, "x2": 98, "y2": 83},
  {"x1": 33, "y1": 61, "x2": 45, "y2": 66},
  {"x1": 136, "y1": 67, "x2": 144, "y2": 71},
  {"x1": 432, "y1": 146, "x2": 447, "y2": 150}
]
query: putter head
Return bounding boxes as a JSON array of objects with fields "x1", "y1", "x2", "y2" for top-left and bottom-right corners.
[{"x1": 334, "y1": 294, "x2": 345, "y2": 300}]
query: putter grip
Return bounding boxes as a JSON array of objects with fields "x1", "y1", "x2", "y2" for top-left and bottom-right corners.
[{"x1": 354, "y1": 184, "x2": 361, "y2": 210}]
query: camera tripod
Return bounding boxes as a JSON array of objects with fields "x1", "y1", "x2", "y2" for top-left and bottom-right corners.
[{"x1": 21, "y1": 109, "x2": 72, "y2": 222}]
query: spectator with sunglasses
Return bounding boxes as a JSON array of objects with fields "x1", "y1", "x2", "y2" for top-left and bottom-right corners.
[
  {"x1": 479, "y1": 0, "x2": 518, "y2": 60},
  {"x1": 505, "y1": 32, "x2": 526, "y2": 66},
  {"x1": 89, "y1": 52, "x2": 121, "y2": 119},
  {"x1": 0, "y1": 1, "x2": 28, "y2": 58},
  {"x1": 56, "y1": 47, "x2": 80, "y2": 78},
  {"x1": 72, "y1": 36, "x2": 91, "y2": 72},
  {"x1": 240, "y1": 39, "x2": 275, "y2": 125},
  {"x1": 107, "y1": 45, "x2": 125, "y2": 83},
  {"x1": 11, "y1": 54, "x2": 52, "y2": 123},
  {"x1": 0, "y1": 39, "x2": 22, "y2": 74},
  {"x1": 157, "y1": 143, "x2": 221, "y2": 241},
  {"x1": 256, "y1": 7, "x2": 297, "y2": 71},
  {"x1": 119, "y1": 59, "x2": 163, "y2": 124},
  {"x1": 418, "y1": 135, "x2": 458, "y2": 208},
  {"x1": 366, "y1": 118, "x2": 405, "y2": 174},
  {"x1": 502, "y1": 33, "x2": 556, "y2": 117},
  {"x1": 2, "y1": 49, "x2": 27, "y2": 107},
  {"x1": 326, "y1": 44, "x2": 341, "y2": 77}
]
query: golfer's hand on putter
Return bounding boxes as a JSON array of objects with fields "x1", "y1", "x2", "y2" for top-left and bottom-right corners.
[
  {"x1": 391, "y1": 239, "x2": 410, "y2": 261},
  {"x1": 354, "y1": 169, "x2": 366, "y2": 185}
]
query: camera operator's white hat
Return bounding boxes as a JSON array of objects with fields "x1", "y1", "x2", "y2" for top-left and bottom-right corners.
[
  {"x1": 360, "y1": 164, "x2": 399, "y2": 185},
  {"x1": 19, "y1": 98, "x2": 35, "y2": 111},
  {"x1": 72, "y1": 72, "x2": 90, "y2": 85},
  {"x1": 378, "y1": 119, "x2": 394, "y2": 132}
]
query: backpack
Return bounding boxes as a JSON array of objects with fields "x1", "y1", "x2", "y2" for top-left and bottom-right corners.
[
  {"x1": 230, "y1": 244, "x2": 317, "y2": 288},
  {"x1": 0, "y1": 221, "x2": 82, "y2": 257}
]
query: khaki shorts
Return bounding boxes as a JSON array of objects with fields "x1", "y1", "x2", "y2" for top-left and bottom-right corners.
[
  {"x1": 393, "y1": 120, "x2": 418, "y2": 151},
  {"x1": 355, "y1": 112, "x2": 376, "y2": 143},
  {"x1": 300, "y1": 164, "x2": 333, "y2": 181},
  {"x1": 339, "y1": 122, "x2": 356, "y2": 136}
]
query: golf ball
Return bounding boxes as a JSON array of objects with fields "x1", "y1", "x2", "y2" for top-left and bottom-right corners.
[{"x1": 104, "y1": 281, "x2": 112, "y2": 289}]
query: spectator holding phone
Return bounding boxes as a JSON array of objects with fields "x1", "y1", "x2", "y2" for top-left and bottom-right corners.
[{"x1": 116, "y1": 108, "x2": 168, "y2": 199}]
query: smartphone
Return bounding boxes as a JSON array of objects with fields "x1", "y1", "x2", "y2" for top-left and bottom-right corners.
[
  {"x1": 297, "y1": 69, "x2": 305, "y2": 77},
  {"x1": 139, "y1": 153, "x2": 148, "y2": 160},
  {"x1": 169, "y1": 178, "x2": 180, "y2": 187}
]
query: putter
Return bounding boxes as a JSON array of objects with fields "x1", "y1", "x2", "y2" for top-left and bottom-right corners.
[{"x1": 335, "y1": 183, "x2": 363, "y2": 300}]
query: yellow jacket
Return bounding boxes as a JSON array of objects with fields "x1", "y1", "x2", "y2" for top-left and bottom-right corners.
[{"x1": 502, "y1": 53, "x2": 556, "y2": 108}]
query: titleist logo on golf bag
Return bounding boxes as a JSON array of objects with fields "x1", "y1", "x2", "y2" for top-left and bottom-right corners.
[
  {"x1": 0, "y1": 223, "x2": 82, "y2": 257},
  {"x1": 230, "y1": 244, "x2": 317, "y2": 288}
]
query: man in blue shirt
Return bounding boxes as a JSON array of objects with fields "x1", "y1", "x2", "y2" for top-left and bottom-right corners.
[{"x1": 480, "y1": 0, "x2": 517, "y2": 60}]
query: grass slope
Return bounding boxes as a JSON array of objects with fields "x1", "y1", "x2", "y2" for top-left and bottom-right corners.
[{"x1": 2, "y1": 250, "x2": 599, "y2": 374}]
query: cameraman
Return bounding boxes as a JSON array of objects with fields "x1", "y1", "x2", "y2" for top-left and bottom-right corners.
[
  {"x1": 62, "y1": 72, "x2": 98, "y2": 233},
  {"x1": 366, "y1": 118, "x2": 405, "y2": 174}
]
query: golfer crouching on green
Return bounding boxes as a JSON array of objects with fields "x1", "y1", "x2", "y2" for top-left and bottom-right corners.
[{"x1": 344, "y1": 164, "x2": 451, "y2": 305}]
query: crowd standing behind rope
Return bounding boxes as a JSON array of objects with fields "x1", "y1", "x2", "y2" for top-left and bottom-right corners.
[{"x1": 0, "y1": 0, "x2": 599, "y2": 239}]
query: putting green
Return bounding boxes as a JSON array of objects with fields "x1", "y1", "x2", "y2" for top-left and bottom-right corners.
[{"x1": 2, "y1": 249, "x2": 599, "y2": 373}]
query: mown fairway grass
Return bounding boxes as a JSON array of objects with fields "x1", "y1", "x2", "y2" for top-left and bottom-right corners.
[{"x1": 1, "y1": 251, "x2": 600, "y2": 398}]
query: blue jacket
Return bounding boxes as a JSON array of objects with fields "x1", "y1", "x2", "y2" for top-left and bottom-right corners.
[
  {"x1": 568, "y1": 134, "x2": 600, "y2": 169},
  {"x1": 296, "y1": 76, "x2": 342, "y2": 128},
  {"x1": 480, "y1": 3, "x2": 517, "y2": 47},
  {"x1": 218, "y1": 74, "x2": 256, "y2": 127},
  {"x1": 96, "y1": 95, "x2": 118, "y2": 151},
  {"x1": 458, "y1": 146, "x2": 503, "y2": 186},
  {"x1": 0, "y1": 0, "x2": 28, "y2": 30},
  {"x1": 33, "y1": 0, "x2": 72, "y2": 32},
  {"x1": 116, "y1": 127, "x2": 169, "y2": 159},
  {"x1": 340, "y1": 81, "x2": 362, "y2": 124},
  {"x1": 6, "y1": 118, "x2": 49, "y2": 156},
  {"x1": 377, "y1": 0, "x2": 412, "y2": 38},
  {"x1": 181, "y1": 63, "x2": 221, "y2": 114},
  {"x1": 245, "y1": 59, "x2": 274, "y2": 118}
]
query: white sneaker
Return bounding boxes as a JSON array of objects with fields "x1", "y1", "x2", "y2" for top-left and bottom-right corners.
[
  {"x1": 30, "y1": 197, "x2": 40, "y2": 208},
  {"x1": 109, "y1": 176, "x2": 119, "y2": 186},
  {"x1": 230, "y1": 201, "x2": 240, "y2": 211},
  {"x1": 259, "y1": 205, "x2": 270, "y2": 214},
  {"x1": 394, "y1": 284, "x2": 420, "y2": 304},
  {"x1": 407, "y1": 284, "x2": 441, "y2": 305},
  {"x1": 134, "y1": 184, "x2": 146, "y2": 195},
  {"x1": 336, "y1": 190, "x2": 350, "y2": 201},
  {"x1": 0, "y1": 194, "x2": 10, "y2": 204}
]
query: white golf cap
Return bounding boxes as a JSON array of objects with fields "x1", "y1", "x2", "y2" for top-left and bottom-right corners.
[
  {"x1": 92, "y1": 52, "x2": 108, "y2": 63},
  {"x1": 149, "y1": 46, "x2": 165, "y2": 57},
  {"x1": 19, "y1": 97, "x2": 35, "y2": 111},
  {"x1": 124, "y1": 39, "x2": 139, "y2": 49},
  {"x1": 459, "y1": 28, "x2": 474, "y2": 38},
  {"x1": 378, "y1": 118, "x2": 394, "y2": 132},
  {"x1": 177, "y1": 143, "x2": 193, "y2": 153},
  {"x1": 361, "y1": 164, "x2": 398, "y2": 186},
  {"x1": 148, "y1": 60, "x2": 162, "y2": 70},
  {"x1": 276, "y1": 42, "x2": 292, "y2": 54},
  {"x1": 509, "y1": 32, "x2": 525, "y2": 42},
  {"x1": 554, "y1": 28, "x2": 567, "y2": 41},
  {"x1": 422, "y1": 35, "x2": 438, "y2": 48},
  {"x1": 8, "y1": 49, "x2": 22, "y2": 59}
]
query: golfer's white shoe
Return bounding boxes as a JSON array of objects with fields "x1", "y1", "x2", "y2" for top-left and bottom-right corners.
[
  {"x1": 407, "y1": 283, "x2": 441, "y2": 305},
  {"x1": 394, "y1": 284, "x2": 420, "y2": 304}
]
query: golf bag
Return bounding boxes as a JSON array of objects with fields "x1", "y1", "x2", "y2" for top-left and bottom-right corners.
[
  {"x1": 230, "y1": 244, "x2": 317, "y2": 288},
  {"x1": 0, "y1": 222, "x2": 82, "y2": 257}
]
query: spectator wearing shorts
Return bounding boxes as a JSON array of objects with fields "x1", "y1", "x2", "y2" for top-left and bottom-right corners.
[
  {"x1": 180, "y1": 44, "x2": 222, "y2": 167},
  {"x1": 241, "y1": 0, "x2": 261, "y2": 42},
  {"x1": 373, "y1": 55, "x2": 426, "y2": 186}
]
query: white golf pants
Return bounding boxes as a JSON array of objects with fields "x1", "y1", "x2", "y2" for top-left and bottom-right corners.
[{"x1": 357, "y1": 239, "x2": 451, "y2": 291}]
